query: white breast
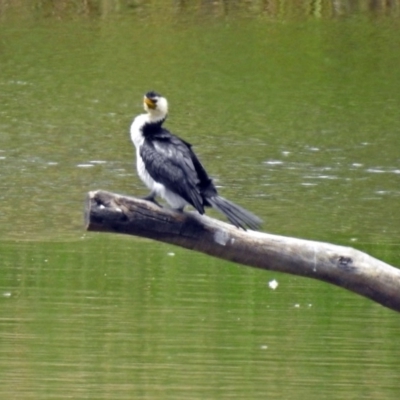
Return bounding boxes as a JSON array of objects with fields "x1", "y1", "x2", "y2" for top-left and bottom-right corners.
[
  {"x1": 130, "y1": 114, "x2": 154, "y2": 190},
  {"x1": 130, "y1": 114, "x2": 147, "y2": 148}
]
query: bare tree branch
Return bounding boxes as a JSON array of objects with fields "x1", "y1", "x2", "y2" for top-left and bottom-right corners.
[{"x1": 85, "y1": 190, "x2": 400, "y2": 313}]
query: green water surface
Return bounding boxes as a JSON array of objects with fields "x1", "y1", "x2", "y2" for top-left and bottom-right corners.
[{"x1": 1, "y1": 1, "x2": 400, "y2": 399}]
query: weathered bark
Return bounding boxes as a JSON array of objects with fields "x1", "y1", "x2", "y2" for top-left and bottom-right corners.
[{"x1": 85, "y1": 190, "x2": 400, "y2": 313}]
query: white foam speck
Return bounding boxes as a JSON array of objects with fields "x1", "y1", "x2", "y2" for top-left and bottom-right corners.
[
  {"x1": 367, "y1": 168, "x2": 384, "y2": 173},
  {"x1": 265, "y1": 160, "x2": 283, "y2": 165},
  {"x1": 268, "y1": 279, "x2": 279, "y2": 290},
  {"x1": 90, "y1": 160, "x2": 107, "y2": 164},
  {"x1": 77, "y1": 164, "x2": 94, "y2": 168}
]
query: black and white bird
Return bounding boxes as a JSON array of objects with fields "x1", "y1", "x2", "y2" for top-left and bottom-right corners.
[{"x1": 129, "y1": 91, "x2": 262, "y2": 231}]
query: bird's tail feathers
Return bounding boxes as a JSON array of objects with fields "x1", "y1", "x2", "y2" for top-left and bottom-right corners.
[{"x1": 207, "y1": 196, "x2": 262, "y2": 231}]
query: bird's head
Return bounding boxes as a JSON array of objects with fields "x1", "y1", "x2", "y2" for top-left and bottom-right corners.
[{"x1": 143, "y1": 91, "x2": 168, "y2": 121}]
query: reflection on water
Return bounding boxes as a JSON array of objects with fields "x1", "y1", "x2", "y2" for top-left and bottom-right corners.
[
  {"x1": 1, "y1": 239, "x2": 399, "y2": 400},
  {"x1": 1, "y1": 0, "x2": 399, "y2": 19},
  {"x1": 1, "y1": 2, "x2": 400, "y2": 399}
]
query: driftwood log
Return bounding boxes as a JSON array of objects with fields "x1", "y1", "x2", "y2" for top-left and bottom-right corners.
[{"x1": 85, "y1": 190, "x2": 400, "y2": 313}]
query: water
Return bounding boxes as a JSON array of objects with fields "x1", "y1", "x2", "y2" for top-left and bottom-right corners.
[{"x1": 1, "y1": 1, "x2": 400, "y2": 399}]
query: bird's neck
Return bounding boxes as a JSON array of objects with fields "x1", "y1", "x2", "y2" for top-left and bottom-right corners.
[
  {"x1": 146, "y1": 111, "x2": 167, "y2": 125},
  {"x1": 138, "y1": 113, "x2": 166, "y2": 138}
]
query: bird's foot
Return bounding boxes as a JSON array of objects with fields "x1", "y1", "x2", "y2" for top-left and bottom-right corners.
[{"x1": 142, "y1": 194, "x2": 162, "y2": 208}]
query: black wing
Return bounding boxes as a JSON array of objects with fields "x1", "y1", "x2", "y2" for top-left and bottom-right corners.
[
  {"x1": 178, "y1": 136, "x2": 216, "y2": 196},
  {"x1": 140, "y1": 132, "x2": 206, "y2": 213}
]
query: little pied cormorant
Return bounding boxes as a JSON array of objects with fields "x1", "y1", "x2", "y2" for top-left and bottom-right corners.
[{"x1": 130, "y1": 91, "x2": 262, "y2": 231}]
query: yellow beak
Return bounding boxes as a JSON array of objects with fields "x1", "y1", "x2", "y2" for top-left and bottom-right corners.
[{"x1": 144, "y1": 97, "x2": 156, "y2": 109}]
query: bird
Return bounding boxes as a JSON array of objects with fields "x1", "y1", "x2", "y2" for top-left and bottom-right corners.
[{"x1": 129, "y1": 91, "x2": 262, "y2": 231}]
